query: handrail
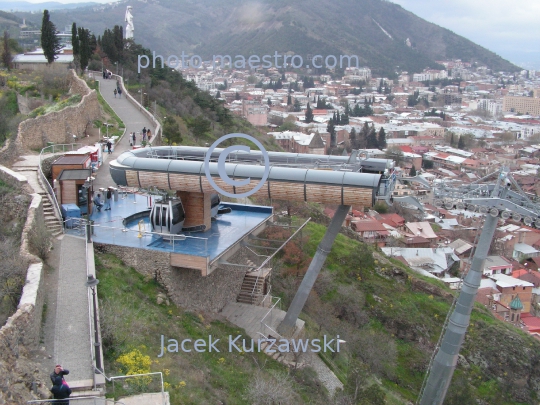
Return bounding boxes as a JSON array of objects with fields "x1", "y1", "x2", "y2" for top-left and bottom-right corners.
[
  {"x1": 39, "y1": 142, "x2": 83, "y2": 226},
  {"x1": 94, "y1": 368, "x2": 166, "y2": 405},
  {"x1": 71, "y1": 221, "x2": 210, "y2": 255},
  {"x1": 249, "y1": 217, "x2": 311, "y2": 299},
  {"x1": 27, "y1": 397, "x2": 126, "y2": 404},
  {"x1": 260, "y1": 296, "x2": 283, "y2": 340}
]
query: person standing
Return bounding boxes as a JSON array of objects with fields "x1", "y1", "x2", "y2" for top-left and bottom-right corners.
[
  {"x1": 105, "y1": 188, "x2": 112, "y2": 211},
  {"x1": 118, "y1": 87, "x2": 122, "y2": 98},
  {"x1": 147, "y1": 129, "x2": 152, "y2": 140},
  {"x1": 132, "y1": 132, "x2": 136, "y2": 145},
  {"x1": 50, "y1": 365, "x2": 71, "y2": 404},
  {"x1": 113, "y1": 88, "x2": 117, "y2": 98}
]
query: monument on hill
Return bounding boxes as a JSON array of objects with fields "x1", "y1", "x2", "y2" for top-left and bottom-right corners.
[{"x1": 125, "y1": 6, "x2": 134, "y2": 39}]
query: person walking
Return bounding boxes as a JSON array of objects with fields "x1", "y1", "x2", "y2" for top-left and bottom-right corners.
[
  {"x1": 50, "y1": 365, "x2": 71, "y2": 405},
  {"x1": 113, "y1": 88, "x2": 117, "y2": 98},
  {"x1": 106, "y1": 140, "x2": 112, "y2": 154},
  {"x1": 105, "y1": 188, "x2": 112, "y2": 211},
  {"x1": 118, "y1": 87, "x2": 122, "y2": 98},
  {"x1": 147, "y1": 129, "x2": 152, "y2": 140},
  {"x1": 132, "y1": 132, "x2": 136, "y2": 146}
]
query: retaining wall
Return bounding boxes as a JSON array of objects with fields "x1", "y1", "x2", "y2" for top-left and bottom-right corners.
[
  {"x1": 94, "y1": 244, "x2": 259, "y2": 313},
  {"x1": 14, "y1": 70, "x2": 101, "y2": 151},
  {"x1": 0, "y1": 164, "x2": 46, "y2": 404}
]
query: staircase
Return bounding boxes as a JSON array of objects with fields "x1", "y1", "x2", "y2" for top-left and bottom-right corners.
[
  {"x1": 236, "y1": 265, "x2": 271, "y2": 305},
  {"x1": 66, "y1": 378, "x2": 106, "y2": 400},
  {"x1": 11, "y1": 158, "x2": 64, "y2": 238},
  {"x1": 41, "y1": 192, "x2": 64, "y2": 237}
]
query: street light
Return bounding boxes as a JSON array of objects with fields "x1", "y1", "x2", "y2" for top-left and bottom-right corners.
[
  {"x1": 83, "y1": 177, "x2": 93, "y2": 222},
  {"x1": 85, "y1": 274, "x2": 102, "y2": 372}
]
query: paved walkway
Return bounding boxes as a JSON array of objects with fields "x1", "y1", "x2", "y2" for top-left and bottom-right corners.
[
  {"x1": 54, "y1": 235, "x2": 94, "y2": 382},
  {"x1": 91, "y1": 75, "x2": 155, "y2": 190}
]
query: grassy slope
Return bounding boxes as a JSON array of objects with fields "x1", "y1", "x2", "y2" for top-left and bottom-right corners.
[
  {"x1": 94, "y1": 219, "x2": 540, "y2": 404},
  {"x1": 95, "y1": 253, "x2": 326, "y2": 405},
  {"x1": 277, "y1": 221, "x2": 540, "y2": 404}
]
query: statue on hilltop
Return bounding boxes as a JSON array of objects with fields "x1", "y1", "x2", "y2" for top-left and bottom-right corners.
[{"x1": 125, "y1": 6, "x2": 134, "y2": 39}]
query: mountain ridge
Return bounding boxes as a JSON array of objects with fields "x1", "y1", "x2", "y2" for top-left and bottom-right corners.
[{"x1": 10, "y1": 0, "x2": 520, "y2": 75}]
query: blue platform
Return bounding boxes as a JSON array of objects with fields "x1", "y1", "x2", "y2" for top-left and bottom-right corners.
[{"x1": 85, "y1": 193, "x2": 273, "y2": 261}]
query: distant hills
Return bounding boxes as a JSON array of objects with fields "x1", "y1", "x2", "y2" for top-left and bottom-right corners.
[
  {"x1": 10, "y1": 0, "x2": 520, "y2": 75},
  {"x1": 0, "y1": 1, "x2": 98, "y2": 12}
]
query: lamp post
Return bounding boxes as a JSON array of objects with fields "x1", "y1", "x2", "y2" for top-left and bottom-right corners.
[
  {"x1": 83, "y1": 177, "x2": 93, "y2": 225},
  {"x1": 85, "y1": 275, "x2": 102, "y2": 372}
]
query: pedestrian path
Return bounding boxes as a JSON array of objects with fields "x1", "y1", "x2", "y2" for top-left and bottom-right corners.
[
  {"x1": 54, "y1": 235, "x2": 94, "y2": 382},
  {"x1": 91, "y1": 76, "x2": 155, "y2": 190}
]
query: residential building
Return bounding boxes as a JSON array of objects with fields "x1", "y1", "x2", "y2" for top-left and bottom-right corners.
[{"x1": 503, "y1": 96, "x2": 540, "y2": 116}]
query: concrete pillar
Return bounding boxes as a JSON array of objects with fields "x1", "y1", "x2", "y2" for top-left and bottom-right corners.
[{"x1": 419, "y1": 214, "x2": 498, "y2": 405}]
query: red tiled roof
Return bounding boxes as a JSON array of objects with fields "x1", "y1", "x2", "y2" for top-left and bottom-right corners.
[{"x1": 351, "y1": 220, "x2": 387, "y2": 232}]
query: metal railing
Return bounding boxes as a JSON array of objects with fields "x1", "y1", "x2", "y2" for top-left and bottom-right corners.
[
  {"x1": 260, "y1": 294, "x2": 283, "y2": 340},
  {"x1": 28, "y1": 397, "x2": 125, "y2": 404},
  {"x1": 95, "y1": 369, "x2": 166, "y2": 405},
  {"x1": 65, "y1": 220, "x2": 209, "y2": 255},
  {"x1": 38, "y1": 143, "x2": 83, "y2": 226}
]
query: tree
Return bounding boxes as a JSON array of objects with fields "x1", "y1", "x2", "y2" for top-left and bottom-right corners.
[
  {"x1": 293, "y1": 98, "x2": 301, "y2": 112},
  {"x1": 377, "y1": 127, "x2": 387, "y2": 149},
  {"x1": 349, "y1": 127, "x2": 357, "y2": 149},
  {"x1": 215, "y1": 90, "x2": 221, "y2": 99},
  {"x1": 327, "y1": 118, "x2": 336, "y2": 147},
  {"x1": 235, "y1": 92, "x2": 241, "y2": 100},
  {"x1": 78, "y1": 27, "x2": 91, "y2": 72},
  {"x1": 409, "y1": 165, "x2": 417, "y2": 176},
  {"x1": 267, "y1": 97, "x2": 272, "y2": 106},
  {"x1": 71, "y1": 23, "x2": 79, "y2": 57},
  {"x1": 287, "y1": 93, "x2": 291, "y2": 106},
  {"x1": 385, "y1": 146, "x2": 403, "y2": 165},
  {"x1": 366, "y1": 125, "x2": 378, "y2": 149},
  {"x1": 305, "y1": 102, "x2": 314, "y2": 123},
  {"x1": 1, "y1": 31, "x2": 12, "y2": 71},
  {"x1": 457, "y1": 135, "x2": 465, "y2": 150},
  {"x1": 163, "y1": 116, "x2": 182, "y2": 145},
  {"x1": 41, "y1": 10, "x2": 61, "y2": 64}
]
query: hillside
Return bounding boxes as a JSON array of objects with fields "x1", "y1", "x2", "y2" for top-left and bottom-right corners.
[
  {"x1": 13, "y1": 0, "x2": 520, "y2": 76},
  {"x1": 94, "y1": 217, "x2": 540, "y2": 404}
]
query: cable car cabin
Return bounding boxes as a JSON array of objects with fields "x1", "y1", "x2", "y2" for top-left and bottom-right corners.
[
  {"x1": 150, "y1": 200, "x2": 185, "y2": 236},
  {"x1": 359, "y1": 158, "x2": 394, "y2": 174},
  {"x1": 211, "y1": 193, "x2": 232, "y2": 217}
]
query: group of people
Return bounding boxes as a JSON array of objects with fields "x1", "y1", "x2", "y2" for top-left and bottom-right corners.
[
  {"x1": 129, "y1": 127, "x2": 152, "y2": 146},
  {"x1": 93, "y1": 188, "x2": 113, "y2": 212},
  {"x1": 102, "y1": 70, "x2": 112, "y2": 79},
  {"x1": 113, "y1": 81, "x2": 123, "y2": 98}
]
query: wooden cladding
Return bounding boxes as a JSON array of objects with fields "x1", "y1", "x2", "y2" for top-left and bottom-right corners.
[
  {"x1": 170, "y1": 253, "x2": 208, "y2": 276},
  {"x1": 177, "y1": 191, "x2": 211, "y2": 230},
  {"x1": 123, "y1": 171, "x2": 375, "y2": 206}
]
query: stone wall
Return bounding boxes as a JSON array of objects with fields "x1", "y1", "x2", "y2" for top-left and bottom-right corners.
[
  {"x1": 94, "y1": 243, "x2": 261, "y2": 313},
  {"x1": 0, "y1": 164, "x2": 46, "y2": 404},
  {"x1": 14, "y1": 70, "x2": 101, "y2": 151}
]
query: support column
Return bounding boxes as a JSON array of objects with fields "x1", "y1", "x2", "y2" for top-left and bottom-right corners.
[
  {"x1": 278, "y1": 204, "x2": 350, "y2": 336},
  {"x1": 419, "y1": 214, "x2": 498, "y2": 405},
  {"x1": 177, "y1": 191, "x2": 211, "y2": 231}
]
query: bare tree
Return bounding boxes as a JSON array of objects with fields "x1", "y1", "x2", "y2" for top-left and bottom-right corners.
[{"x1": 246, "y1": 370, "x2": 297, "y2": 405}]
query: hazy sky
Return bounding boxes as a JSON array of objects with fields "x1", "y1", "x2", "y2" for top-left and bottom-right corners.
[
  {"x1": 392, "y1": 0, "x2": 540, "y2": 69},
  {"x1": 19, "y1": 0, "x2": 540, "y2": 69}
]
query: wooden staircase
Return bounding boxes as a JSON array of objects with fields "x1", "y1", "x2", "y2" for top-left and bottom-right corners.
[{"x1": 236, "y1": 265, "x2": 272, "y2": 305}]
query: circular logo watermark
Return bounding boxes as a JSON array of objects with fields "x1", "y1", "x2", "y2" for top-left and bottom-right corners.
[{"x1": 204, "y1": 133, "x2": 270, "y2": 199}]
